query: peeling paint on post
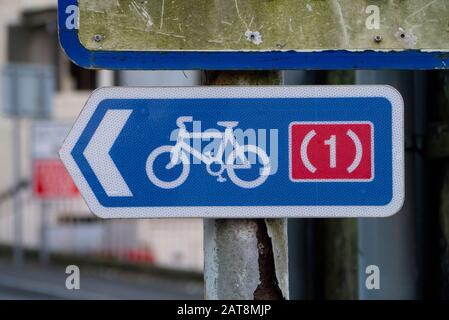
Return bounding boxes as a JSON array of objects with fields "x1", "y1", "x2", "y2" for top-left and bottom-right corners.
[
  {"x1": 265, "y1": 219, "x2": 289, "y2": 298},
  {"x1": 203, "y1": 71, "x2": 288, "y2": 300},
  {"x1": 204, "y1": 219, "x2": 289, "y2": 300}
]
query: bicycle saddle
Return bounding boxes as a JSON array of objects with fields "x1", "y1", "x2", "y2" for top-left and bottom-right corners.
[{"x1": 217, "y1": 121, "x2": 239, "y2": 128}]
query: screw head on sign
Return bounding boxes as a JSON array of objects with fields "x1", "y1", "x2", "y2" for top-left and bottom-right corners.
[
  {"x1": 93, "y1": 34, "x2": 103, "y2": 42},
  {"x1": 373, "y1": 35, "x2": 382, "y2": 43}
]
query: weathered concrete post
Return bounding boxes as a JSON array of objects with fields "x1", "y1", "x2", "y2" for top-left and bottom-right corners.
[{"x1": 203, "y1": 71, "x2": 288, "y2": 300}]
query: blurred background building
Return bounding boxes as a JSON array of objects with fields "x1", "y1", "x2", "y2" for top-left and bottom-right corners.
[{"x1": 0, "y1": 0, "x2": 203, "y2": 279}]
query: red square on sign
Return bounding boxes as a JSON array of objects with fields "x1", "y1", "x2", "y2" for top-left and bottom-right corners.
[{"x1": 289, "y1": 122, "x2": 374, "y2": 182}]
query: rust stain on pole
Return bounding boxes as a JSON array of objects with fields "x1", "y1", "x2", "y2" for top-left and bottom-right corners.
[{"x1": 254, "y1": 219, "x2": 285, "y2": 300}]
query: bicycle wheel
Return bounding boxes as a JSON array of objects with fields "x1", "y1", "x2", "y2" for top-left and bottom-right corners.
[
  {"x1": 146, "y1": 146, "x2": 189, "y2": 189},
  {"x1": 226, "y1": 145, "x2": 271, "y2": 189}
]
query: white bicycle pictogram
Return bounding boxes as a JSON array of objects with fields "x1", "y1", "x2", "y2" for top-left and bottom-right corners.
[{"x1": 146, "y1": 116, "x2": 271, "y2": 189}]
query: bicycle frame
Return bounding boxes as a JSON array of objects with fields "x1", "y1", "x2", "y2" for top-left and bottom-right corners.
[{"x1": 168, "y1": 127, "x2": 251, "y2": 168}]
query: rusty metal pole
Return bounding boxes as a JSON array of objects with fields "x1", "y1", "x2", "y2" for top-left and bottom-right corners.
[{"x1": 203, "y1": 71, "x2": 289, "y2": 300}]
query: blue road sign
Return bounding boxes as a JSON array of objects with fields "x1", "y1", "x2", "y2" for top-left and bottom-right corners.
[
  {"x1": 58, "y1": 0, "x2": 449, "y2": 70},
  {"x1": 60, "y1": 86, "x2": 404, "y2": 218}
]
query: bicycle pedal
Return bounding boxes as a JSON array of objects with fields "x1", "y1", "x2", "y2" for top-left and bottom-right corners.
[{"x1": 217, "y1": 177, "x2": 227, "y2": 183}]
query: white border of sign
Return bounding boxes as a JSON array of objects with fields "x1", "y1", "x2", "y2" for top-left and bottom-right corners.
[{"x1": 60, "y1": 86, "x2": 404, "y2": 219}]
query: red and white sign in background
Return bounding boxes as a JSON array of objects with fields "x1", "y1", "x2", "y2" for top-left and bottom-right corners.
[
  {"x1": 290, "y1": 122, "x2": 374, "y2": 182},
  {"x1": 32, "y1": 122, "x2": 79, "y2": 199}
]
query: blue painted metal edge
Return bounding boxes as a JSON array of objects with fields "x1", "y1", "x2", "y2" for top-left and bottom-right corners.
[{"x1": 58, "y1": 0, "x2": 449, "y2": 70}]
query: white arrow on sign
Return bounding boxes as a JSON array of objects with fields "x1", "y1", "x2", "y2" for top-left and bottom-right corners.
[{"x1": 83, "y1": 109, "x2": 133, "y2": 197}]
